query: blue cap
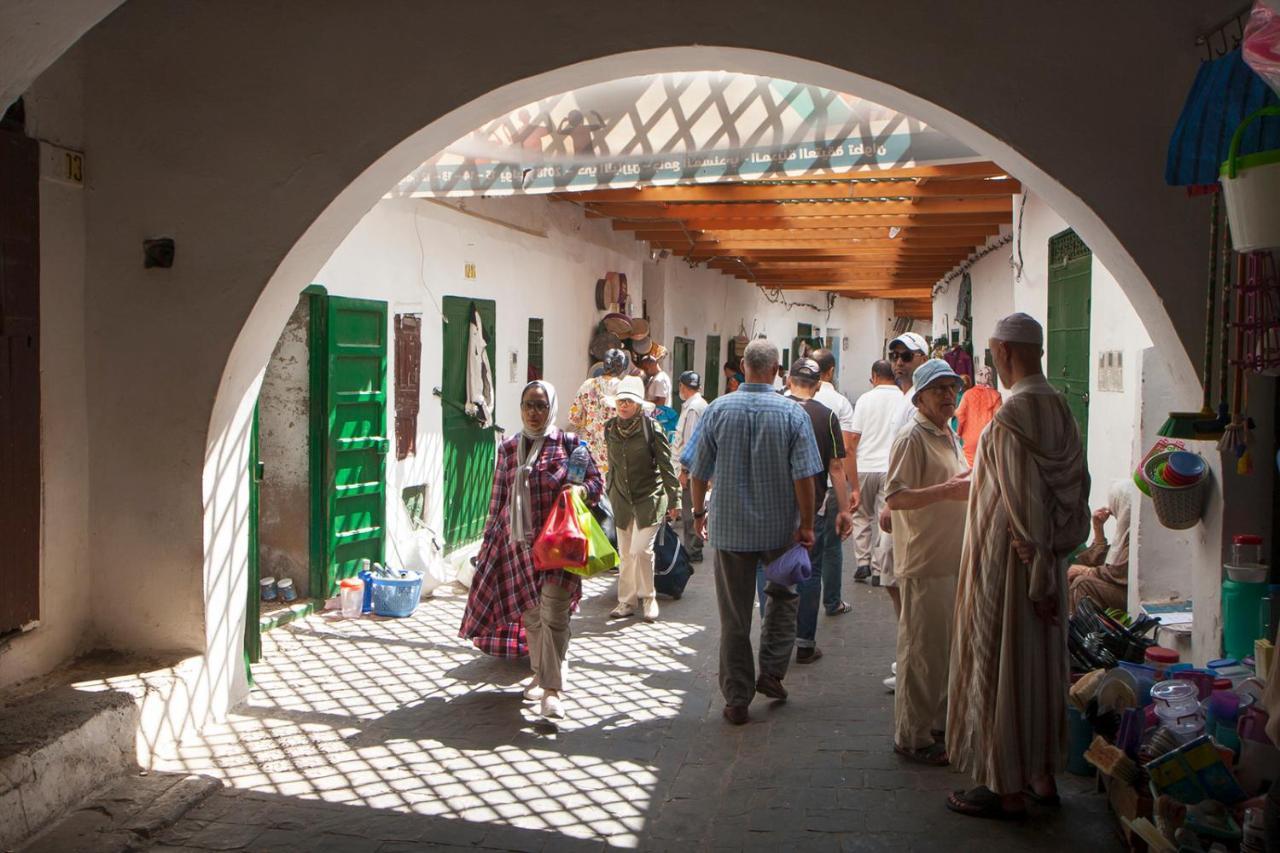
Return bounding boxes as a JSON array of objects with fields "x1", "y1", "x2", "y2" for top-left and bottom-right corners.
[{"x1": 911, "y1": 358, "x2": 962, "y2": 400}]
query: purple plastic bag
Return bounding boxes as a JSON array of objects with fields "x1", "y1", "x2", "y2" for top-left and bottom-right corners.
[{"x1": 763, "y1": 543, "x2": 812, "y2": 587}]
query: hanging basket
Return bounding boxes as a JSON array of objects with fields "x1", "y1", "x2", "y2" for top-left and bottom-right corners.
[
  {"x1": 1142, "y1": 454, "x2": 1211, "y2": 530},
  {"x1": 1220, "y1": 106, "x2": 1280, "y2": 252}
]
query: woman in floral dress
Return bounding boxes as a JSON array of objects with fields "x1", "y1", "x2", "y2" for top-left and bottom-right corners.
[
  {"x1": 568, "y1": 348, "x2": 628, "y2": 474},
  {"x1": 459, "y1": 380, "x2": 604, "y2": 719}
]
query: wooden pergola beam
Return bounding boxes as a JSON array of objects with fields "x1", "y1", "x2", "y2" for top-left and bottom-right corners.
[
  {"x1": 584, "y1": 197, "x2": 1012, "y2": 220},
  {"x1": 650, "y1": 238, "x2": 983, "y2": 250},
  {"x1": 633, "y1": 228, "x2": 995, "y2": 244},
  {"x1": 613, "y1": 213, "x2": 1011, "y2": 231},
  {"x1": 568, "y1": 177, "x2": 1019, "y2": 204}
]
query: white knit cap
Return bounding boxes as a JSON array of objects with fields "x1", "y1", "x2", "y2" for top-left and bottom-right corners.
[{"x1": 992, "y1": 312, "x2": 1044, "y2": 346}]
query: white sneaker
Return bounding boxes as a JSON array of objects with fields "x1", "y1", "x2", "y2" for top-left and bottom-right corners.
[
  {"x1": 642, "y1": 598, "x2": 659, "y2": 623},
  {"x1": 891, "y1": 661, "x2": 898, "y2": 675},
  {"x1": 522, "y1": 679, "x2": 543, "y2": 701},
  {"x1": 541, "y1": 692, "x2": 564, "y2": 719},
  {"x1": 883, "y1": 675, "x2": 896, "y2": 692},
  {"x1": 609, "y1": 604, "x2": 635, "y2": 619}
]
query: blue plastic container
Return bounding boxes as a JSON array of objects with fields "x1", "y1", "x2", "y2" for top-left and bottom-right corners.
[
  {"x1": 1067, "y1": 707, "x2": 1094, "y2": 776},
  {"x1": 359, "y1": 569, "x2": 374, "y2": 613},
  {"x1": 370, "y1": 570, "x2": 424, "y2": 617}
]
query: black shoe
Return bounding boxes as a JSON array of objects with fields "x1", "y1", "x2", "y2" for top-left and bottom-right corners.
[
  {"x1": 689, "y1": 551, "x2": 704, "y2": 563},
  {"x1": 871, "y1": 575, "x2": 881, "y2": 587},
  {"x1": 755, "y1": 673, "x2": 788, "y2": 700},
  {"x1": 854, "y1": 565, "x2": 872, "y2": 582},
  {"x1": 796, "y1": 647, "x2": 823, "y2": 664}
]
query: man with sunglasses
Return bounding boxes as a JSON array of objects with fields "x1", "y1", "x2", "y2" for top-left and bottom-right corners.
[{"x1": 875, "y1": 331, "x2": 929, "y2": 691}]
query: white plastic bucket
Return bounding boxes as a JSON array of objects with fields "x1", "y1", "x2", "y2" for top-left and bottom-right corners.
[{"x1": 1220, "y1": 106, "x2": 1280, "y2": 252}]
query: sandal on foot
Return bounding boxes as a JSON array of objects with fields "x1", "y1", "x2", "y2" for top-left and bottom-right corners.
[
  {"x1": 894, "y1": 741, "x2": 949, "y2": 766},
  {"x1": 946, "y1": 787, "x2": 1026, "y2": 821},
  {"x1": 1023, "y1": 788, "x2": 1061, "y2": 807},
  {"x1": 827, "y1": 601, "x2": 852, "y2": 615}
]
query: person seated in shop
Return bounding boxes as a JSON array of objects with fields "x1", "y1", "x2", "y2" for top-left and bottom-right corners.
[{"x1": 1067, "y1": 480, "x2": 1132, "y2": 614}]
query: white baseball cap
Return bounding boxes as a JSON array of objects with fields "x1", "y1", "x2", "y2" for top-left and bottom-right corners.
[{"x1": 889, "y1": 331, "x2": 929, "y2": 354}]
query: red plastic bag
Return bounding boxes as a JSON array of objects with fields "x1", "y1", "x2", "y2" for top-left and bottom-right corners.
[{"x1": 532, "y1": 489, "x2": 588, "y2": 570}]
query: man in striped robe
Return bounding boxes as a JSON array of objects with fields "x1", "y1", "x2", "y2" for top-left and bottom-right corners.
[{"x1": 945, "y1": 313, "x2": 1090, "y2": 820}]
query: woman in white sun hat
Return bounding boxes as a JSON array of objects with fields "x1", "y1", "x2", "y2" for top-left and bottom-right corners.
[{"x1": 603, "y1": 376, "x2": 682, "y2": 622}]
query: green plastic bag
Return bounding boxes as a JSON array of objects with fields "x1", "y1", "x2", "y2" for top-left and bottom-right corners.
[{"x1": 565, "y1": 490, "x2": 619, "y2": 578}]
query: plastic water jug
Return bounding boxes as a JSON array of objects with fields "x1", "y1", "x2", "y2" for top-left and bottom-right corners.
[
  {"x1": 339, "y1": 577, "x2": 364, "y2": 618},
  {"x1": 1224, "y1": 577, "x2": 1268, "y2": 659},
  {"x1": 567, "y1": 440, "x2": 590, "y2": 484}
]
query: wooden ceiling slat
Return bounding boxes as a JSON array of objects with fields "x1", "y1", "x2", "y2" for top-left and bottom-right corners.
[
  {"x1": 633, "y1": 230, "x2": 994, "y2": 245},
  {"x1": 613, "y1": 213, "x2": 1011, "y2": 231},
  {"x1": 583, "y1": 197, "x2": 1012, "y2": 219},
  {"x1": 650, "y1": 238, "x2": 983, "y2": 250},
  {"x1": 569, "y1": 178, "x2": 1019, "y2": 204}
]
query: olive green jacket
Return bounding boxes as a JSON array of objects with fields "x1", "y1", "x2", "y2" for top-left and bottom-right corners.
[{"x1": 603, "y1": 417, "x2": 682, "y2": 530}]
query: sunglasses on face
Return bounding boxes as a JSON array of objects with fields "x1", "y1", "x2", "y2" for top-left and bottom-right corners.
[
  {"x1": 888, "y1": 351, "x2": 918, "y2": 362},
  {"x1": 521, "y1": 401, "x2": 550, "y2": 412}
]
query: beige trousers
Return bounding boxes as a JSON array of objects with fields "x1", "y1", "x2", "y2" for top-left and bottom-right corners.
[
  {"x1": 894, "y1": 575, "x2": 957, "y2": 750},
  {"x1": 522, "y1": 581, "x2": 572, "y2": 692},
  {"x1": 616, "y1": 520, "x2": 659, "y2": 607},
  {"x1": 852, "y1": 471, "x2": 886, "y2": 569}
]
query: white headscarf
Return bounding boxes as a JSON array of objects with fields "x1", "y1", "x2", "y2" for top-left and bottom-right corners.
[
  {"x1": 1106, "y1": 479, "x2": 1132, "y2": 567},
  {"x1": 512, "y1": 381, "x2": 558, "y2": 546}
]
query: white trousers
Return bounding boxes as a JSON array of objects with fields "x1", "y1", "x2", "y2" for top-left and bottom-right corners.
[{"x1": 617, "y1": 520, "x2": 659, "y2": 607}]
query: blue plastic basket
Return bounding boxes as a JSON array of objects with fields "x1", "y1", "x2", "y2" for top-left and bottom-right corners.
[{"x1": 370, "y1": 570, "x2": 424, "y2": 618}]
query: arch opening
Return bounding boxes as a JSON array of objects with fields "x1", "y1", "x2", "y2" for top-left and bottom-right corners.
[{"x1": 202, "y1": 46, "x2": 1199, "y2": 717}]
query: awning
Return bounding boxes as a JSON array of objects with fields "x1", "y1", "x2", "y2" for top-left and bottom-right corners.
[{"x1": 392, "y1": 73, "x2": 981, "y2": 197}]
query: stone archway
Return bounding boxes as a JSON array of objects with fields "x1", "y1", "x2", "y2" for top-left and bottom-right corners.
[{"x1": 199, "y1": 45, "x2": 1199, "y2": 719}]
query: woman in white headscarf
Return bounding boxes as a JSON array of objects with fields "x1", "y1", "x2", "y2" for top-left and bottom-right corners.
[
  {"x1": 459, "y1": 380, "x2": 604, "y2": 719},
  {"x1": 1066, "y1": 480, "x2": 1132, "y2": 612}
]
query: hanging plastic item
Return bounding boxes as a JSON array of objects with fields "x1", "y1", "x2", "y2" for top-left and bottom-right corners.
[{"x1": 1244, "y1": 1, "x2": 1280, "y2": 99}]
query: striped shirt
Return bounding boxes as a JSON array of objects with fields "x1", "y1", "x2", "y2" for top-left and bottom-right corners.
[{"x1": 688, "y1": 383, "x2": 823, "y2": 552}]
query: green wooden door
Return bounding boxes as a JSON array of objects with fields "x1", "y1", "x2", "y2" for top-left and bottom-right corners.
[
  {"x1": 1047, "y1": 229, "x2": 1092, "y2": 443},
  {"x1": 704, "y1": 335, "x2": 721, "y2": 401},
  {"x1": 316, "y1": 295, "x2": 389, "y2": 597},
  {"x1": 441, "y1": 296, "x2": 497, "y2": 552},
  {"x1": 245, "y1": 403, "x2": 263, "y2": 678},
  {"x1": 672, "y1": 336, "x2": 694, "y2": 412}
]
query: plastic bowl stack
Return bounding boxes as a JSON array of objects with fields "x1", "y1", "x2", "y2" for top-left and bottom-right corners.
[{"x1": 1143, "y1": 451, "x2": 1210, "y2": 530}]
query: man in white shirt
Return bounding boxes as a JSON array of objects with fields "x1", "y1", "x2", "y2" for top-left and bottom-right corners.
[
  {"x1": 848, "y1": 359, "x2": 904, "y2": 583},
  {"x1": 810, "y1": 348, "x2": 859, "y2": 615},
  {"x1": 877, "y1": 330, "x2": 929, "y2": 691},
  {"x1": 672, "y1": 371, "x2": 708, "y2": 562},
  {"x1": 641, "y1": 355, "x2": 672, "y2": 406}
]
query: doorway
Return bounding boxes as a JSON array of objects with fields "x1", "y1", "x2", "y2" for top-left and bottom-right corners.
[
  {"x1": 441, "y1": 296, "x2": 497, "y2": 552},
  {"x1": 248, "y1": 289, "x2": 390, "y2": 671},
  {"x1": 1047, "y1": 228, "x2": 1092, "y2": 442},
  {"x1": 672, "y1": 336, "x2": 694, "y2": 411},
  {"x1": 0, "y1": 123, "x2": 40, "y2": 638},
  {"x1": 704, "y1": 335, "x2": 721, "y2": 401}
]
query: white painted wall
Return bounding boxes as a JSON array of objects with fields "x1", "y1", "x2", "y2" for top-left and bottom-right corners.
[
  {"x1": 0, "y1": 47, "x2": 93, "y2": 691},
  {"x1": 301, "y1": 195, "x2": 897, "y2": 592}
]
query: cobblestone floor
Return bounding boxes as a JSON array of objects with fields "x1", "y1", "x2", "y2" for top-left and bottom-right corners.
[{"x1": 145, "y1": 543, "x2": 1121, "y2": 852}]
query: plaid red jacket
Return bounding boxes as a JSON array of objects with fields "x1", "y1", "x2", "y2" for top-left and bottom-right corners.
[{"x1": 459, "y1": 428, "x2": 603, "y2": 657}]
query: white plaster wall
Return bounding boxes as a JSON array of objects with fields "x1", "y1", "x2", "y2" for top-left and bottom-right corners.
[
  {"x1": 313, "y1": 196, "x2": 645, "y2": 590},
  {"x1": 7, "y1": 3, "x2": 1226, "y2": 718},
  {"x1": 651, "y1": 258, "x2": 893, "y2": 401},
  {"x1": 0, "y1": 47, "x2": 92, "y2": 691}
]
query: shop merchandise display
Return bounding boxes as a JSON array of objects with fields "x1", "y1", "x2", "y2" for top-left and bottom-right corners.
[{"x1": 1068, "y1": 534, "x2": 1279, "y2": 850}]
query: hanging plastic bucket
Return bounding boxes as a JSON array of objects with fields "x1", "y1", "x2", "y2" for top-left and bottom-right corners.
[{"x1": 1220, "y1": 106, "x2": 1280, "y2": 252}]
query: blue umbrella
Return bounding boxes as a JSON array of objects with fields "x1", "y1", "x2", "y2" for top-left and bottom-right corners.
[{"x1": 1166, "y1": 48, "x2": 1280, "y2": 187}]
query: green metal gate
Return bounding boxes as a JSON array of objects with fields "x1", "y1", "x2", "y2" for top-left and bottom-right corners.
[
  {"x1": 1047, "y1": 229, "x2": 1092, "y2": 442},
  {"x1": 441, "y1": 296, "x2": 497, "y2": 552}
]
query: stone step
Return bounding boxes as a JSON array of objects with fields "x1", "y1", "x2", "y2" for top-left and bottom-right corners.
[
  {"x1": 17, "y1": 771, "x2": 222, "y2": 852},
  {"x1": 0, "y1": 685, "x2": 139, "y2": 849}
]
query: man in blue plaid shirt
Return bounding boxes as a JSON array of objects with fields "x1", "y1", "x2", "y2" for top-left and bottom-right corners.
[{"x1": 689, "y1": 339, "x2": 823, "y2": 725}]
